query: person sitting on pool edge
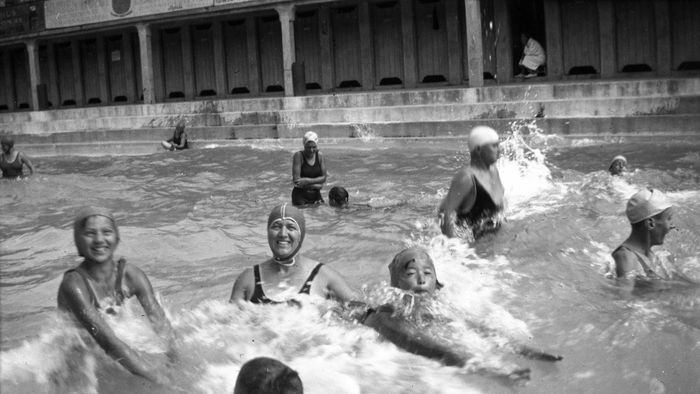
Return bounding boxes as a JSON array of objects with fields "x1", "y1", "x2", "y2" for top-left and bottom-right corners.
[
  {"x1": 438, "y1": 126, "x2": 505, "y2": 240},
  {"x1": 229, "y1": 204, "x2": 358, "y2": 304},
  {"x1": 233, "y1": 357, "x2": 303, "y2": 394},
  {"x1": 611, "y1": 188, "x2": 695, "y2": 288},
  {"x1": 57, "y1": 207, "x2": 177, "y2": 384},
  {"x1": 161, "y1": 120, "x2": 188, "y2": 151},
  {"x1": 360, "y1": 248, "x2": 561, "y2": 377},
  {"x1": 1, "y1": 135, "x2": 34, "y2": 179},
  {"x1": 609, "y1": 155, "x2": 627, "y2": 176},
  {"x1": 292, "y1": 131, "x2": 327, "y2": 206}
]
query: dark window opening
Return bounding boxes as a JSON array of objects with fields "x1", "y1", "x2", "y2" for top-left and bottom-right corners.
[
  {"x1": 169, "y1": 91, "x2": 185, "y2": 98},
  {"x1": 231, "y1": 87, "x2": 250, "y2": 94},
  {"x1": 87, "y1": 98, "x2": 102, "y2": 104},
  {"x1": 227, "y1": 20, "x2": 245, "y2": 26},
  {"x1": 113, "y1": 96, "x2": 128, "y2": 102},
  {"x1": 376, "y1": 1, "x2": 398, "y2": 8},
  {"x1": 265, "y1": 85, "x2": 284, "y2": 93},
  {"x1": 568, "y1": 66, "x2": 597, "y2": 75},
  {"x1": 195, "y1": 24, "x2": 211, "y2": 30},
  {"x1": 164, "y1": 28, "x2": 180, "y2": 34},
  {"x1": 483, "y1": 72, "x2": 495, "y2": 80},
  {"x1": 678, "y1": 61, "x2": 700, "y2": 71},
  {"x1": 62, "y1": 100, "x2": 77, "y2": 106},
  {"x1": 261, "y1": 16, "x2": 278, "y2": 23},
  {"x1": 297, "y1": 11, "x2": 316, "y2": 18},
  {"x1": 421, "y1": 75, "x2": 447, "y2": 83},
  {"x1": 621, "y1": 64, "x2": 652, "y2": 73},
  {"x1": 336, "y1": 6, "x2": 357, "y2": 14},
  {"x1": 18, "y1": 103, "x2": 30, "y2": 109},
  {"x1": 0, "y1": 105, "x2": 8, "y2": 110},
  {"x1": 379, "y1": 77, "x2": 402, "y2": 86},
  {"x1": 139, "y1": 94, "x2": 144, "y2": 101},
  {"x1": 338, "y1": 80, "x2": 361, "y2": 88},
  {"x1": 199, "y1": 89, "x2": 217, "y2": 97},
  {"x1": 306, "y1": 82, "x2": 322, "y2": 90}
]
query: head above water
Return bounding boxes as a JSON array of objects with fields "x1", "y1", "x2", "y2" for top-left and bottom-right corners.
[
  {"x1": 1, "y1": 135, "x2": 14, "y2": 150},
  {"x1": 467, "y1": 126, "x2": 499, "y2": 153},
  {"x1": 388, "y1": 247, "x2": 442, "y2": 294},
  {"x1": 233, "y1": 357, "x2": 303, "y2": 394},
  {"x1": 303, "y1": 131, "x2": 318, "y2": 146},
  {"x1": 627, "y1": 188, "x2": 674, "y2": 246},
  {"x1": 267, "y1": 204, "x2": 306, "y2": 263},
  {"x1": 328, "y1": 186, "x2": 349, "y2": 207},
  {"x1": 73, "y1": 206, "x2": 119, "y2": 257},
  {"x1": 609, "y1": 155, "x2": 627, "y2": 176},
  {"x1": 175, "y1": 120, "x2": 186, "y2": 132}
]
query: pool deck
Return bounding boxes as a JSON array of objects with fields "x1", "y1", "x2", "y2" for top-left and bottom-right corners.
[{"x1": 2, "y1": 76, "x2": 699, "y2": 156}]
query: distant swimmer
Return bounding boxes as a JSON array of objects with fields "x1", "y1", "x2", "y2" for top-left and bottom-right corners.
[
  {"x1": 439, "y1": 126, "x2": 504, "y2": 239},
  {"x1": 161, "y1": 120, "x2": 188, "y2": 151},
  {"x1": 230, "y1": 204, "x2": 358, "y2": 304},
  {"x1": 328, "y1": 186, "x2": 349, "y2": 208},
  {"x1": 1, "y1": 136, "x2": 34, "y2": 179},
  {"x1": 609, "y1": 155, "x2": 627, "y2": 176},
  {"x1": 234, "y1": 357, "x2": 303, "y2": 394},
  {"x1": 292, "y1": 131, "x2": 327, "y2": 206},
  {"x1": 57, "y1": 207, "x2": 177, "y2": 384},
  {"x1": 612, "y1": 189, "x2": 694, "y2": 288},
  {"x1": 328, "y1": 186, "x2": 405, "y2": 209},
  {"x1": 359, "y1": 248, "x2": 561, "y2": 380}
]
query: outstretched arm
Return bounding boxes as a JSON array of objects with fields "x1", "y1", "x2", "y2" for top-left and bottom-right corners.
[
  {"x1": 440, "y1": 169, "x2": 476, "y2": 238},
  {"x1": 58, "y1": 273, "x2": 166, "y2": 383}
]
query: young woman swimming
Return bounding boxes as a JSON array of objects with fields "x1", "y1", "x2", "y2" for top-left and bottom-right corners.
[{"x1": 57, "y1": 207, "x2": 176, "y2": 384}]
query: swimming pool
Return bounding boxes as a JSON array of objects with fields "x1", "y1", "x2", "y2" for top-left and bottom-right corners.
[{"x1": 1, "y1": 132, "x2": 699, "y2": 393}]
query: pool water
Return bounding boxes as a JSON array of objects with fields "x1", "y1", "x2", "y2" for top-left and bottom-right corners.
[{"x1": 1, "y1": 132, "x2": 699, "y2": 394}]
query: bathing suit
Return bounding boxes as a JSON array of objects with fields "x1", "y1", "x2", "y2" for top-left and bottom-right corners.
[
  {"x1": 292, "y1": 151, "x2": 324, "y2": 205},
  {"x1": 249, "y1": 263, "x2": 324, "y2": 304},
  {"x1": 0, "y1": 153, "x2": 23, "y2": 178},
  {"x1": 58, "y1": 258, "x2": 130, "y2": 315},
  {"x1": 168, "y1": 133, "x2": 188, "y2": 150},
  {"x1": 456, "y1": 176, "x2": 503, "y2": 238},
  {"x1": 612, "y1": 245, "x2": 668, "y2": 280}
]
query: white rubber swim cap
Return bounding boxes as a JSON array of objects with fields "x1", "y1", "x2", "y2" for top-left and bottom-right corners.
[
  {"x1": 467, "y1": 126, "x2": 499, "y2": 151},
  {"x1": 626, "y1": 188, "x2": 672, "y2": 224},
  {"x1": 303, "y1": 131, "x2": 319, "y2": 145},
  {"x1": 610, "y1": 155, "x2": 627, "y2": 167}
]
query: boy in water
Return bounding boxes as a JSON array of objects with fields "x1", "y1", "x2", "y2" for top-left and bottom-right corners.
[
  {"x1": 233, "y1": 357, "x2": 303, "y2": 394},
  {"x1": 609, "y1": 155, "x2": 627, "y2": 176}
]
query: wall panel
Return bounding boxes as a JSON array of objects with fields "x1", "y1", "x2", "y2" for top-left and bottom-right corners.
[
  {"x1": 560, "y1": 0, "x2": 599, "y2": 74},
  {"x1": 331, "y1": 5, "x2": 362, "y2": 88},
  {"x1": 192, "y1": 24, "x2": 217, "y2": 96},
  {"x1": 56, "y1": 42, "x2": 76, "y2": 105},
  {"x1": 11, "y1": 48, "x2": 30, "y2": 109},
  {"x1": 257, "y1": 15, "x2": 284, "y2": 93},
  {"x1": 614, "y1": 0, "x2": 655, "y2": 71},
  {"x1": 161, "y1": 28, "x2": 186, "y2": 98},
  {"x1": 107, "y1": 35, "x2": 129, "y2": 102},
  {"x1": 224, "y1": 19, "x2": 251, "y2": 94},
  {"x1": 371, "y1": 1, "x2": 404, "y2": 85},
  {"x1": 81, "y1": 39, "x2": 102, "y2": 104},
  {"x1": 670, "y1": 0, "x2": 700, "y2": 70},
  {"x1": 295, "y1": 10, "x2": 323, "y2": 90}
]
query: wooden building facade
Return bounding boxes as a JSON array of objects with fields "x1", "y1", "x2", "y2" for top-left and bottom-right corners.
[{"x1": 0, "y1": 0, "x2": 699, "y2": 112}]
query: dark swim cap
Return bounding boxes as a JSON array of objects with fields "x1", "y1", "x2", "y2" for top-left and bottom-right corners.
[
  {"x1": 234, "y1": 357, "x2": 303, "y2": 394},
  {"x1": 329, "y1": 186, "x2": 349, "y2": 206},
  {"x1": 267, "y1": 204, "x2": 306, "y2": 261},
  {"x1": 0, "y1": 136, "x2": 14, "y2": 148},
  {"x1": 388, "y1": 247, "x2": 443, "y2": 289},
  {"x1": 73, "y1": 206, "x2": 119, "y2": 256}
]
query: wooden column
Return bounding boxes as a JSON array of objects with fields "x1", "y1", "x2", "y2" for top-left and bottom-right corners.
[
  {"x1": 276, "y1": 4, "x2": 296, "y2": 96},
  {"x1": 181, "y1": 25, "x2": 195, "y2": 98},
  {"x1": 71, "y1": 39, "x2": 84, "y2": 106},
  {"x1": 2, "y1": 49, "x2": 13, "y2": 108},
  {"x1": 400, "y1": 0, "x2": 417, "y2": 88},
  {"x1": 319, "y1": 5, "x2": 333, "y2": 92},
  {"x1": 445, "y1": 0, "x2": 462, "y2": 84},
  {"x1": 245, "y1": 17, "x2": 260, "y2": 95},
  {"x1": 96, "y1": 37, "x2": 109, "y2": 103},
  {"x1": 122, "y1": 31, "x2": 136, "y2": 102},
  {"x1": 358, "y1": 0, "x2": 374, "y2": 89},
  {"x1": 543, "y1": 0, "x2": 563, "y2": 80},
  {"x1": 494, "y1": 0, "x2": 512, "y2": 83},
  {"x1": 47, "y1": 43, "x2": 60, "y2": 107},
  {"x1": 137, "y1": 23, "x2": 156, "y2": 103},
  {"x1": 597, "y1": 0, "x2": 615, "y2": 78},
  {"x1": 25, "y1": 40, "x2": 41, "y2": 110},
  {"x1": 653, "y1": 0, "x2": 671, "y2": 75},
  {"x1": 464, "y1": 0, "x2": 483, "y2": 87},
  {"x1": 212, "y1": 21, "x2": 227, "y2": 97}
]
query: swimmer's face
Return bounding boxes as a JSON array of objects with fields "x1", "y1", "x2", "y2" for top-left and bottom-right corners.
[
  {"x1": 304, "y1": 142, "x2": 318, "y2": 155},
  {"x1": 1, "y1": 143, "x2": 11, "y2": 153},
  {"x1": 268, "y1": 218, "x2": 302, "y2": 257},
  {"x1": 396, "y1": 256, "x2": 438, "y2": 294},
  {"x1": 478, "y1": 142, "x2": 500, "y2": 165},
  {"x1": 77, "y1": 216, "x2": 118, "y2": 264},
  {"x1": 610, "y1": 161, "x2": 626, "y2": 175},
  {"x1": 650, "y1": 208, "x2": 674, "y2": 246}
]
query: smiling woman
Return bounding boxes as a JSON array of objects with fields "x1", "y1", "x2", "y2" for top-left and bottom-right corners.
[{"x1": 229, "y1": 203, "x2": 358, "y2": 304}]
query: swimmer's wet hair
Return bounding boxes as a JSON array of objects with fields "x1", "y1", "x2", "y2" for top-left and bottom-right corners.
[
  {"x1": 328, "y1": 186, "x2": 349, "y2": 206},
  {"x1": 234, "y1": 357, "x2": 303, "y2": 394}
]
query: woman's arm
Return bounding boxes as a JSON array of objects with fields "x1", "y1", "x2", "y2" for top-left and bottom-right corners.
[
  {"x1": 440, "y1": 169, "x2": 476, "y2": 238},
  {"x1": 230, "y1": 268, "x2": 255, "y2": 303},
  {"x1": 171, "y1": 133, "x2": 187, "y2": 149},
  {"x1": 127, "y1": 265, "x2": 174, "y2": 339},
  {"x1": 19, "y1": 152, "x2": 34, "y2": 175},
  {"x1": 58, "y1": 273, "x2": 165, "y2": 383},
  {"x1": 321, "y1": 265, "x2": 361, "y2": 303}
]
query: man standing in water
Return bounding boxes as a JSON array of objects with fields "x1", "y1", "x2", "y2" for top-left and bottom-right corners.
[{"x1": 439, "y1": 126, "x2": 504, "y2": 239}]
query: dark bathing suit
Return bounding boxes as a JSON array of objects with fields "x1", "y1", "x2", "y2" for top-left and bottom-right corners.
[
  {"x1": 169, "y1": 133, "x2": 188, "y2": 150},
  {"x1": 292, "y1": 151, "x2": 324, "y2": 205},
  {"x1": 250, "y1": 263, "x2": 324, "y2": 304},
  {"x1": 0, "y1": 153, "x2": 23, "y2": 178},
  {"x1": 457, "y1": 176, "x2": 503, "y2": 239},
  {"x1": 58, "y1": 259, "x2": 129, "y2": 315}
]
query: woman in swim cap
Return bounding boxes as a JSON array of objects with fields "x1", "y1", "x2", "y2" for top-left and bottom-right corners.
[
  {"x1": 1, "y1": 136, "x2": 34, "y2": 179},
  {"x1": 608, "y1": 155, "x2": 627, "y2": 176},
  {"x1": 291, "y1": 131, "x2": 327, "y2": 206},
  {"x1": 230, "y1": 204, "x2": 357, "y2": 304},
  {"x1": 57, "y1": 207, "x2": 176, "y2": 384},
  {"x1": 388, "y1": 247, "x2": 442, "y2": 294}
]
